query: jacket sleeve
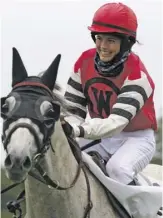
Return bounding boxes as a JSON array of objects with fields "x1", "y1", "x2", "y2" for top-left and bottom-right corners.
[
  {"x1": 73, "y1": 71, "x2": 153, "y2": 139},
  {"x1": 63, "y1": 55, "x2": 87, "y2": 126}
]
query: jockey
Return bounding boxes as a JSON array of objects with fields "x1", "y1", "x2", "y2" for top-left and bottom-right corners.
[{"x1": 63, "y1": 2, "x2": 157, "y2": 186}]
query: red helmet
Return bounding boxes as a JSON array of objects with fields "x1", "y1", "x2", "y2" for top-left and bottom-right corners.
[{"x1": 88, "y1": 3, "x2": 138, "y2": 39}]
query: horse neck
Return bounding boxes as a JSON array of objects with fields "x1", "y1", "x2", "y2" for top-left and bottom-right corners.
[
  {"x1": 25, "y1": 120, "x2": 116, "y2": 218},
  {"x1": 46, "y1": 119, "x2": 79, "y2": 182},
  {"x1": 25, "y1": 120, "x2": 82, "y2": 217}
]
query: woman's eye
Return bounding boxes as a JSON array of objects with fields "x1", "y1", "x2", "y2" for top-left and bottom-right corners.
[{"x1": 108, "y1": 39, "x2": 115, "y2": 43}]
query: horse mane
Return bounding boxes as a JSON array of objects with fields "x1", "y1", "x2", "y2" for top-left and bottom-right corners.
[
  {"x1": 38, "y1": 71, "x2": 77, "y2": 118},
  {"x1": 52, "y1": 82, "x2": 76, "y2": 117}
]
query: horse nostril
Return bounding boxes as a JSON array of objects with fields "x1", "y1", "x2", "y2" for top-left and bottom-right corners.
[
  {"x1": 22, "y1": 156, "x2": 31, "y2": 170},
  {"x1": 4, "y1": 154, "x2": 13, "y2": 169}
]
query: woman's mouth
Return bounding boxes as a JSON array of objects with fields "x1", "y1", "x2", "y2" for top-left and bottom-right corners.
[{"x1": 100, "y1": 51, "x2": 113, "y2": 57}]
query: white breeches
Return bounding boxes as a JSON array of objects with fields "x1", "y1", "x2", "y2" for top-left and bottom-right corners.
[{"x1": 79, "y1": 129, "x2": 156, "y2": 184}]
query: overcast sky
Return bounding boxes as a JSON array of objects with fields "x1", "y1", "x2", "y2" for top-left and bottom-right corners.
[{"x1": 0, "y1": 0, "x2": 162, "y2": 163}]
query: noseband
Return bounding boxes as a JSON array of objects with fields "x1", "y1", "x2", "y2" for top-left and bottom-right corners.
[{"x1": 3, "y1": 123, "x2": 48, "y2": 154}]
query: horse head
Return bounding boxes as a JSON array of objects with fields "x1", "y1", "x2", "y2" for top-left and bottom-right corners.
[{"x1": 1, "y1": 48, "x2": 61, "y2": 182}]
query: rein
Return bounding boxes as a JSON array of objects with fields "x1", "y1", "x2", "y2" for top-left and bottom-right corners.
[{"x1": 32, "y1": 135, "x2": 93, "y2": 218}]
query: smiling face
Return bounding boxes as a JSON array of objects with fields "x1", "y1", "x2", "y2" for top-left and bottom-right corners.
[{"x1": 95, "y1": 34, "x2": 121, "y2": 62}]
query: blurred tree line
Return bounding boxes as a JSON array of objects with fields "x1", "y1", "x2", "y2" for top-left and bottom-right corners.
[
  {"x1": 1, "y1": 117, "x2": 162, "y2": 218},
  {"x1": 1, "y1": 169, "x2": 26, "y2": 218}
]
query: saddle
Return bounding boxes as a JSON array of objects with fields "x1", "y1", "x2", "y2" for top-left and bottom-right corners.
[{"x1": 87, "y1": 151, "x2": 108, "y2": 176}]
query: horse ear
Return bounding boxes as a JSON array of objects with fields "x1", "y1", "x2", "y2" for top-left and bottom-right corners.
[
  {"x1": 12, "y1": 47, "x2": 28, "y2": 87},
  {"x1": 41, "y1": 54, "x2": 61, "y2": 90}
]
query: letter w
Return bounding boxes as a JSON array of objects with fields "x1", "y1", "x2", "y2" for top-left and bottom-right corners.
[{"x1": 92, "y1": 87, "x2": 112, "y2": 117}]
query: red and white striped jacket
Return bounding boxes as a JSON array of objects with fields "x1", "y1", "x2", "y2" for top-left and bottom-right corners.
[{"x1": 64, "y1": 48, "x2": 157, "y2": 139}]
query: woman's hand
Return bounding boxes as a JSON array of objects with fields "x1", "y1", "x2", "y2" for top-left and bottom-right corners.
[{"x1": 61, "y1": 120, "x2": 74, "y2": 137}]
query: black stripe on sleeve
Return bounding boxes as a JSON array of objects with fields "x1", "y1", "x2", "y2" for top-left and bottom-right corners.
[
  {"x1": 111, "y1": 108, "x2": 133, "y2": 121},
  {"x1": 120, "y1": 85, "x2": 148, "y2": 102},
  {"x1": 67, "y1": 107, "x2": 86, "y2": 119},
  {"x1": 67, "y1": 78, "x2": 83, "y2": 92},
  {"x1": 65, "y1": 92, "x2": 87, "y2": 107},
  {"x1": 116, "y1": 97, "x2": 140, "y2": 113}
]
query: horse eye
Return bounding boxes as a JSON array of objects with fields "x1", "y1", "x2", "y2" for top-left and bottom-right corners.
[{"x1": 45, "y1": 108, "x2": 55, "y2": 117}]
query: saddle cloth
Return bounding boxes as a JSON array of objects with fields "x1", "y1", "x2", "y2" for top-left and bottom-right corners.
[{"x1": 82, "y1": 151, "x2": 163, "y2": 218}]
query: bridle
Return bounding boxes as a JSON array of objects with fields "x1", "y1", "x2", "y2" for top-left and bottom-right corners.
[
  {"x1": 1, "y1": 81, "x2": 93, "y2": 218},
  {"x1": 3, "y1": 123, "x2": 48, "y2": 154}
]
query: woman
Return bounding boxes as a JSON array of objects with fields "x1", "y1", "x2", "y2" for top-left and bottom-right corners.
[{"x1": 63, "y1": 2, "x2": 157, "y2": 186}]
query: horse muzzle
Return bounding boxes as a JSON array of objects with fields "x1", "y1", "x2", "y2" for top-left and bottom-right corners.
[{"x1": 4, "y1": 153, "x2": 32, "y2": 182}]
